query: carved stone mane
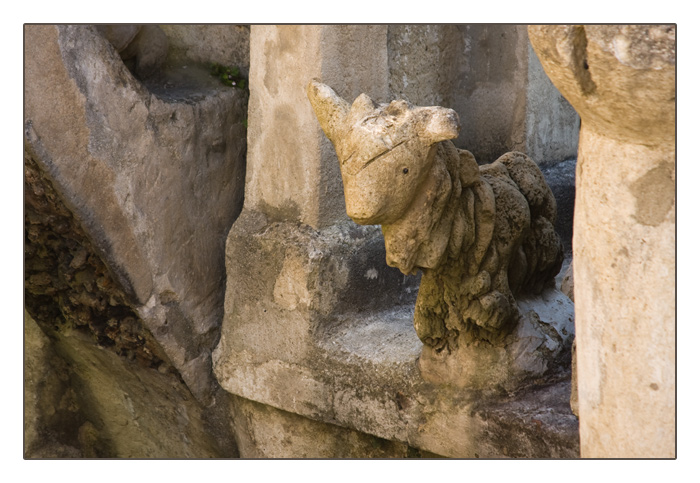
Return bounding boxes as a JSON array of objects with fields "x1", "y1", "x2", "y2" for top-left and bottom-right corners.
[{"x1": 307, "y1": 80, "x2": 563, "y2": 350}]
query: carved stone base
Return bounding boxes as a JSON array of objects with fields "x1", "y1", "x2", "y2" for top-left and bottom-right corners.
[
  {"x1": 213, "y1": 210, "x2": 578, "y2": 457},
  {"x1": 419, "y1": 289, "x2": 574, "y2": 393}
]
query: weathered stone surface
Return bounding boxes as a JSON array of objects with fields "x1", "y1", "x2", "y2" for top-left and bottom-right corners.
[
  {"x1": 214, "y1": 210, "x2": 420, "y2": 367},
  {"x1": 528, "y1": 25, "x2": 674, "y2": 147},
  {"x1": 97, "y1": 25, "x2": 170, "y2": 79},
  {"x1": 307, "y1": 80, "x2": 564, "y2": 355},
  {"x1": 388, "y1": 25, "x2": 579, "y2": 166},
  {"x1": 25, "y1": 309, "x2": 237, "y2": 458},
  {"x1": 24, "y1": 312, "x2": 84, "y2": 458},
  {"x1": 94, "y1": 25, "x2": 140, "y2": 52},
  {"x1": 160, "y1": 25, "x2": 250, "y2": 74},
  {"x1": 24, "y1": 144, "x2": 239, "y2": 458},
  {"x1": 213, "y1": 215, "x2": 577, "y2": 457},
  {"x1": 230, "y1": 395, "x2": 434, "y2": 458},
  {"x1": 24, "y1": 24, "x2": 246, "y2": 405},
  {"x1": 24, "y1": 24, "x2": 247, "y2": 457},
  {"x1": 51, "y1": 328, "x2": 235, "y2": 458},
  {"x1": 529, "y1": 24, "x2": 675, "y2": 458}
]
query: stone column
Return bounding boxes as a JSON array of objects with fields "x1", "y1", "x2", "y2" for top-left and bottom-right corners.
[{"x1": 529, "y1": 25, "x2": 675, "y2": 458}]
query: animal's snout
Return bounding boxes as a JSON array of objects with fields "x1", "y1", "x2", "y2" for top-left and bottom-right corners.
[{"x1": 344, "y1": 195, "x2": 387, "y2": 225}]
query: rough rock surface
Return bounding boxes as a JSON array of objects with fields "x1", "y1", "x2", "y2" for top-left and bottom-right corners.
[
  {"x1": 160, "y1": 25, "x2": 250, "y2": 75},
  {"x1": 25, "y1": 311, "x2": 236, "y2": 458},
  {"x1": 230, "y1": 395, "x2": 438, "y2": 458},
  {"x1": 24, "y1": 311, "x2": 84, "y2": 458},
  {"x1": 96, "y1": 25, "x2": 170, "y2": 79},
  {"x1": 24, "y1": 24, "x2": 247, "y2": 457}
]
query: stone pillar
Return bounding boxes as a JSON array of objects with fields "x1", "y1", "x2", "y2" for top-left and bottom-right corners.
[{"x1": 529, "y1": 25, "x2": 675, "y2": 458}]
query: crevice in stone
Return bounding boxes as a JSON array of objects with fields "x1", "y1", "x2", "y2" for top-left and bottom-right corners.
[
  {"x1": 24, "y1": 151, "x2": 174, "y2": 374},
  {"x1": 570, "y1": 26, "x2": 597, "y2": 97}
]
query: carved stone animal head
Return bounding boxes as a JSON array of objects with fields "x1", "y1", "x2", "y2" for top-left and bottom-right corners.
[{"x1": 307, "y1": 80, "x2": 462, "y2": 225}]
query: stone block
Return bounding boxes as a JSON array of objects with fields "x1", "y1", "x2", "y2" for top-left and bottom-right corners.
[{"x1": 230, "y1": 395, "x2": 428, "y2": 458}]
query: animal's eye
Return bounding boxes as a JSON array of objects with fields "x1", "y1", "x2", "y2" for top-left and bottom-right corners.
[{"x1": 402, "y1": 168, "x2": 409, "y2": 174}]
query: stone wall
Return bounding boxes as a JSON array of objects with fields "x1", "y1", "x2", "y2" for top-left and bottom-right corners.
[{"x1": 388, "y1": 25, "x2": 579, "y2": 166}]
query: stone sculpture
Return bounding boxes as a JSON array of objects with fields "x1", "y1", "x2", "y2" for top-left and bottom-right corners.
[{"x1": 307, "y1": 80, "x2": 563, "y2": 350}]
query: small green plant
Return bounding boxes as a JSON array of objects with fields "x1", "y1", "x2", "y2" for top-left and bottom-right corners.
[{"x1": 210, "y1": 63, "x2": 247, "y2": 90}]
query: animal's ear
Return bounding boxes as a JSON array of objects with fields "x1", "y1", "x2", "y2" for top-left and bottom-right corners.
[
  {"x1": 306, "y1": 79, "x2": 350, "y2": 142},
  {"x1": 422, "y1": 107, "x2": 461, "y2": 144},
  {"x1": 350, "y1": 93, "x2": 376, "y2": 116}
]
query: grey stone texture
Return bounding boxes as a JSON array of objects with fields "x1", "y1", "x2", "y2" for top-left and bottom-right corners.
[
  {"x1": 388, "y1": 25, "x2": 579, "y2": 166},
  {"x1": 160, "y1": 25, "x2": 250, "y2": 74},
  {"x1": 24, "y1": 24, "x2": 247, "y2": 456},
  {"x1": 529, "y1": 24, "x2": 675, "y2": 458},
  {"x1": 230, "y1": 394, "x2": 439, "y2": 458},
  {"x1": 97, "y1": 25, "x2": 170, "y2": 79}
]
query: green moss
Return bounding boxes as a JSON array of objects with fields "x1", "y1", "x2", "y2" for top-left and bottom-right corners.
[{"x1": 210, "y1": 62, "x2": 248, "y2": 91}]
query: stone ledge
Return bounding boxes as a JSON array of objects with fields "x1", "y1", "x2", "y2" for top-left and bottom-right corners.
[
  {"x1": 215, "y1": 297, "x2": 578, "y2": 458},
  {"x1": 214, "y1": 210, "x2": 578, "y2": 457}
]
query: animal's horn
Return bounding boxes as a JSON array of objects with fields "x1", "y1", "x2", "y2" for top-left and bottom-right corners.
[{"x1": 306, "y1": 79, "x2": 350, "y2": 143}]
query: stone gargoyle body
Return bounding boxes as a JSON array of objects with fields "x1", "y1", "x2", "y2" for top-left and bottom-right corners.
[{"x1": 307, "y1": 80, "x2": 563, "y2": 351}]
